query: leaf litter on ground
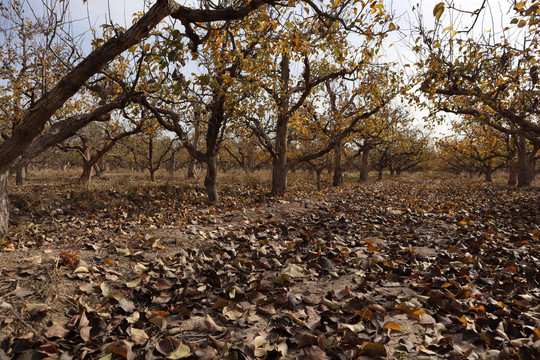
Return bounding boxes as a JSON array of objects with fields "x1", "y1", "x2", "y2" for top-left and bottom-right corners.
[{"x1": 0, "y1": 178, "x2": 539, "y2": 359}]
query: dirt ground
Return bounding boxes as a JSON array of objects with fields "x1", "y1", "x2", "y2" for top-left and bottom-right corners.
[{"x1": 0, "y1": 174, "x2": 539, "y2": 359}]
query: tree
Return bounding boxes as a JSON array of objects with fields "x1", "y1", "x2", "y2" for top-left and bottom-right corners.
[
  {"x1": 223, "y1": 136, "x2": 270, "y2": 173},
  {"x1": 414, "y1": 0, "x2": 540, "y2": 186},
  {"x1": 0, "y1": 0, "x2": 328, "y2": 234},
  {"x1": 123, "y1": 126, "x2": 177, "y2": 181},
  {"x1": 0, "y1": 0, "x2": 80, "y2": 185},
  {"x1": 241, "y1": 1, "x2": 397, "y2": 196},
  {"x1": 436, "y1": 120, "x2": 511, "y2": 182},
  {"x1": 140, "y1": 18, "x2": 252, "y2": 203},
  {"x1": 369, "y1": 109, "x2": 429, "y2": 180},
  {"x1": 60, "y1": 114, "x2": 144, "y2": 185}
]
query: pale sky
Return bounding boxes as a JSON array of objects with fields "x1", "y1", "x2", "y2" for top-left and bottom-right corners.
[{"x1": 59, "y1": 0, "x2": 510, "y2": 65}]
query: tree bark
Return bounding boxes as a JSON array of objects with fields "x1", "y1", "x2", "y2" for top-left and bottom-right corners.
[
  {"x1": 0, "y1": 167, "x2": 9, "y2": 234},
  {"x1": 187, "y1": 111, "x2": 202, "y2": 179},
  {"x1": 204, "y1": 155, "x2": 219, "y2": 204},
  {"x1": 271, "y1": 154, "x2": 288, "y2": 197},
  {"x1": 359, "y1": 148, "x2": 370, "y2": 182},
  {"x1": 94, "y1": 156, "x2": 107, "y2": 178},
  {"x1": 485, "y1": 167, "x2": 493, "y2": 183},
  {"x1": 15, "y1": 167, "x2": 25, "y2": 186},
  {"x1": 80, "y1": 160, "x2": 93, "y2": 186},
  {"x1": 332, "y1": 141, "x2": 343, "y2": 186},
  {"x1": 516, "y1": 135, "x2": 534, "y2": 187},
  {"x1": 507, "y1": 163, "x2": 517, "y2": 186},
  {"x1": 316, "y1": 169, "x2": 323, "y2": 190},
  {"x1": 271, "y1": 55, "x2": 290, "y2": 197}
]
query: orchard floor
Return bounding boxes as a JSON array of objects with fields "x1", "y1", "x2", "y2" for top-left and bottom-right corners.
[{"x1": 0, "y1": 171, "x2": 539, "y2": 359}]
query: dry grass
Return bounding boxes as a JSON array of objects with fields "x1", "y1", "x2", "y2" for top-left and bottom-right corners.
[{"x1": 14, "y1": 166, "x2": 540, "y2": 194}]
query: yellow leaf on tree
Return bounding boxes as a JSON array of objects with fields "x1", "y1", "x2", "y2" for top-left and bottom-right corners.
[{"x1": 433, "y1": 2, "x2": 445, "y2": 21}]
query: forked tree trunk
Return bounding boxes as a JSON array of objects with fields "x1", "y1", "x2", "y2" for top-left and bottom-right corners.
[
  {"x1": 332, "y1": 141, "x2": 343, "y2": 186},
  {"x1": 0, "y1": 167, "x2": 9, "y2": 234},
  {"x1": 204, "y1": 155, "x2": 218, "y2": 204},
  {"x1": 359, "y1": 148, "x2": 370, "y2": 182}
]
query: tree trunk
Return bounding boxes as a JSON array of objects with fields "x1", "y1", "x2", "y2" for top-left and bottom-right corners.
[
  {"x1": 0, "y1": 167, "x2": 9, "y2": 234},
  {"x1": 271, "y1": 155, "x2": 288, "y2": 197},
  {"x1": 149, "y1": 168, "x2": 156, "y2": 181},
  {"x1": 187, "y1": 112, "x2": 202, "y2": 180},
  {"x1": 507, "y1": 163, "x2": 517, "y2": 186},
  {"x1": 359, "y1": 148, "x2": 370, "y2": 182},
  {"x1": 332, "y1": 141, "x2": 343, "y2": 186},
  {"x1": 94, "y1": 157, "x2": 106, "y2": 178},
  {"x1": 80, "y1": 161, "x2": 93, "y2": 185},
  {"x1": 316, "y1": 169, "x2": 323, "y2": 190},
  {"x1": 516, "y1": 135, "x2": 533, "y2": 187},
  {"x1": 377, "y1": 167, "x2": 383, "y2": 181},
  {"x1": 204, "y1": 155, "x2": 219, "y2": 204},
  {"x1": 247, "y1": 149, "x2": 254, "y2": 173},
  {"x1": 271, "y1": 118, "x2": 289, "y2": 196},
  {"x1": 15, "y1": 167, "x2": 25, "y2": 186},
  {"x1": 271, "y1": 55, "x2": 290, "y2": 197},
  {"x1": 485, "y1": 168, "x2": 493, "y2": 183},
  {"x1": 168, "y1": 150, "x2": 176, "y2": 175}
]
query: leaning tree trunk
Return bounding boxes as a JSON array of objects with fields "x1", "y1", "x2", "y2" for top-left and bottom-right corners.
[
  {"x1": 204, "y1": 155, "x2": 219, "y2": 204},
  {"x1": 359, "y1": 148, "x2": 370, "y2": 182},
  {"x1": 0, "y1": 167, "x2": 9, "y2": 234},
  {"x1": 332, "y1": 141, "x2": 343, "y2": 186}
]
